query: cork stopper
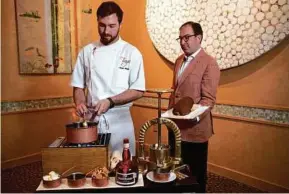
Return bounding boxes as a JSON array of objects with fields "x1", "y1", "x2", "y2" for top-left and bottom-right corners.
[{"x1": 123, "y1": 138, "x2": 129, "y2": 144}]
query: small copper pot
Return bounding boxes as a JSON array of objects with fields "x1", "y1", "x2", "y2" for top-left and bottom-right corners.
[
  {"x1": 91, "y1": 177, "x2": 109, "y2": 187},
  {"x1": 43, "y1": 177, "x2": 61, "y2": 188},
  {"x1": 67, "y1": 172, "x2": 86, "y2": 188},
  {"x1": 66, "y1": 122, "x2": 98, "y2": 144}
]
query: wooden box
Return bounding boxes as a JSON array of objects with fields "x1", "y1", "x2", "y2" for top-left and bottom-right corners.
[{"x1": 42, "y1": 136, "x2": 111, "y2": 175}]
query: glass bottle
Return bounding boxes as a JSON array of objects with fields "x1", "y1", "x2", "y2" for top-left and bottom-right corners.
[{"x1": 115, "y1": 138, "x2": 139, "y2": 186}]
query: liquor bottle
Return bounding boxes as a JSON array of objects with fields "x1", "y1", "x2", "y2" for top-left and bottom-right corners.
[{"x1": 115, "y1": 138, "x2": 139, "y2": 186}]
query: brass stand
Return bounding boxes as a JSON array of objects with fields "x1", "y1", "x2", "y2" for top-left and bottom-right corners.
[
  {"x1": 146, "y1": 88, "x2": 173, "y2": 147},
  {"x1": 138, "y1": 88, "x2": 182, "y2": 173}
]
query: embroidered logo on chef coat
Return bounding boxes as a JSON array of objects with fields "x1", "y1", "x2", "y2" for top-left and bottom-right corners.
[{"x1": 118, "y1": 57, "x2": 131, "y2": 70}]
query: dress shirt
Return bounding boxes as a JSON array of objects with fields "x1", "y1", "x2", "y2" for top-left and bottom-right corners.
[{"x1": 178, "y1": 47, "x2": 202, "y2": 77}]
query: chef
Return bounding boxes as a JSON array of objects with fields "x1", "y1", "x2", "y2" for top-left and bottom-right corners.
[{"x1": 71, "y1": 1, "x2": 145, "y2": 156}]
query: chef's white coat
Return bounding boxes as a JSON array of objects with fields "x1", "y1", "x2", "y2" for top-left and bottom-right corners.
[{"x1": 71, "y1": 37, "x2": 145, "y2": 156}]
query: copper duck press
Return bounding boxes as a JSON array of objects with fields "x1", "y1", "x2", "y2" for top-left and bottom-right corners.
[{"x1": 138, "y1": 118, "x2": 182, "y2": 172}]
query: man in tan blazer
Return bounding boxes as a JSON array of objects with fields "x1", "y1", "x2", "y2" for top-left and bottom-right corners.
[{"x1": 168, "y1": 21, "x2": 220, "y2": 192}]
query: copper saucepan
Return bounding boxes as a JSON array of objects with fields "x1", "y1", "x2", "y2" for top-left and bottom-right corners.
[
  {"x1": 64, "y1": 165, "x2": 111, "y2": 188},
  {"x1": 43, "y1": 175, "x2": 61, "y2": 188},
  {"x1": 66, "y1": 165, "x2": 101, "y2": 188},
  {"x1": 66, "y1": 121, "x2": 98, "y2": 144},
  {"x1": 66, "y1": 172, "x2": 87, "y2": 188}
]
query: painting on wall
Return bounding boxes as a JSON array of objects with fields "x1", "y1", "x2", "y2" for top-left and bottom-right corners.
[{"x1": 15, "y1": 0, "x2": 72, "y2": 74}]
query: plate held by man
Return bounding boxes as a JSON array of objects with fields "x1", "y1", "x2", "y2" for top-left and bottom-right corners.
[{"x1": 161, "y1": 96, "x2": 209, "y2": 120}]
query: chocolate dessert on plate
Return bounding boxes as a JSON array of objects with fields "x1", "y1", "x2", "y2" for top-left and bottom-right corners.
[{"x1": 172, "y1": 96, "x2": 194, "y2": 116}]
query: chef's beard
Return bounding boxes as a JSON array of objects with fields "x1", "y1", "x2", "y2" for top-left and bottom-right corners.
[{"x1": 100, "y1": 31, "x2": 120, "y2": 45}]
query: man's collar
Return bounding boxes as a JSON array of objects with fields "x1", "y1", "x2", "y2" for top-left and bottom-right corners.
[
  {"x1": 185, "y1": 47, "x2": 202, "y2": 60},
  {"x1": 99, "y1": 36, "x2": 122, "y2": 47},
  {"x1": 93, "y1": 36, "x2": 122, "y2": 52}
]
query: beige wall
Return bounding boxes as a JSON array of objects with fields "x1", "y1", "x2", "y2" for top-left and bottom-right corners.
[
  {"x1": 209, "y1": 118, "x2": 289, "y2": 190},
  {"x1": 1, "y1": 0, "x2": 75, "y2": 168},
  {"x1": 1, "y1": 0, "x2": 289, "y2": 192},
  {"x1": 1, "y1": 0, "x2": 72, "y2": 101},
  {"x1": 1, "y1": 108, "x2": 73, "y2": 162},
  {"x1": 218, "y1": 38, "x2": 289, "y2": 109}
]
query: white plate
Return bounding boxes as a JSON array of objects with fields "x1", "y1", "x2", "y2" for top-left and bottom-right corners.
[
  {"x1": 146, "y1": 171, "x2": 176, "y2": 183},
  {"x1": 161, "y1": 104, "x2": 209, "y2": 120}
]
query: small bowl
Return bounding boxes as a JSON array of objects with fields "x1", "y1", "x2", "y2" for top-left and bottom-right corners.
[
  {"x1": 43, "y1": 177, "x2": 61, "y2": 188},
  {"x1": 91, "y1": 176, "x2": 109, "y2": 187},
  {"x1": 67, "y1": 172, "x2": 86, "y2": 188}
]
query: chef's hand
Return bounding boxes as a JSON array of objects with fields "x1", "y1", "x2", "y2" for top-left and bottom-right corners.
[
  {"x1": 75, "y1": 103, "x2": 88, "y2": 117},
  {"x1": 94, "y1": 99, "x2": 111, "y2": 115}
]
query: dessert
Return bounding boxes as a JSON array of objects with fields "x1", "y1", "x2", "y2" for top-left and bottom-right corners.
[
  {"x1": 43, "y1": 171, "x2": 60, "y2": 181},
  {"x1": 91, "y1": 166, "x2": 109, "y2": 187},
  {"x1": 172, "y1": 96, "x2": 194, "y2": 116}
]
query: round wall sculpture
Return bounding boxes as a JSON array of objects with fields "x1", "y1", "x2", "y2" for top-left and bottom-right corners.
[{"x1": 145, "y1": 0, "x2": 289, "y2": 70}]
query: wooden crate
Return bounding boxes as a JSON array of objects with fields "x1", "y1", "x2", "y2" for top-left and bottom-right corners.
[{"x1": 42, "y1": 146, "x2": 110, "y2": 175}]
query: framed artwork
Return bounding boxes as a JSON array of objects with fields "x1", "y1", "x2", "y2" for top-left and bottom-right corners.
[{"x1": 15, "y1": 0, "x2": 72, "y2": 74}]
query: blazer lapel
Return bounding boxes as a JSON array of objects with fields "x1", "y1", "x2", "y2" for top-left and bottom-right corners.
[
  {"x1": 174, "y1": 55, "x2": 185, "y2": 85},
  {"x1": 177, "y1": 48, "x2": 205, "y2": 88}
]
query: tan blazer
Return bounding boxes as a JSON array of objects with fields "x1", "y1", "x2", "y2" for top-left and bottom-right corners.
[{"x1": 169, "y1": 48, "x2": 220, "y2": 142}]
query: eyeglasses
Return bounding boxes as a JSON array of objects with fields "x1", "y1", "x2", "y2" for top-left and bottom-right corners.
[{"x1": 176, "y1": 34, "x2": 197, "y2": 43}]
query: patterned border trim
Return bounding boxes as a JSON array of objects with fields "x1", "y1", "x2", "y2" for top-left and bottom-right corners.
[
  {"x1": 1, "y1": 97, "x2": 73, "y2": 113},
  {"x1": 1, "y1": 96, "x2": 289, "y2": 126},
  {"x1": 212, "y1": 104, "x2": 289, "y2": 125},
  {"x1": 134, "y1": 97, "x2": 169, "y2": 109}
]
